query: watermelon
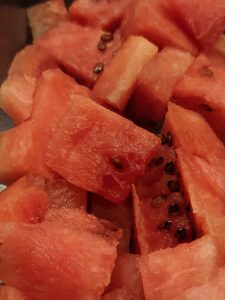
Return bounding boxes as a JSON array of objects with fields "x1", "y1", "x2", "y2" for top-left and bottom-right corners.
[
  {"x1": 45, "y1": 179, "x2": 87, "y2": 210},
  {"x1": 36, "y1": 22, "x2": 122, "y2": 87},
  {"x1": 131, "y1": 47, "x2": 193, "y2": 121},
  {"x1": 0, "y1": 286, "x2": 27, "y2": 300},
  {"x1": 46, "y1": 95, "x2": 160, "y2": 203},
  {"x1": 69, "y1": 0, "x2": 131, "y2": 31},
  {"x1": 169, "y1": 0, "x2": 225, "y2": 48},
  {"x1": 0, "y1": 175, "x2": 48, "y2": 223},
  {"x1": 0, "y1": 45, "x2": 57, "y2": 124},
  {"x1": 0, "y1": 221, "x2": 118, "y2": 300},
  {"x1": 140, "y1": 235, "x2": 219, "y2": 300},
  {"x1": 92, "y1": 194, "x2": 132, "y2": 252},
  {"x1": 93, "y1": 36, "x2": 158, "y2": 111},
  {"x1": 173, "y1": 54, "x2": 225, "y2": 143},
  {"x1": 27, "y1": 0, "x2": 68, "y2": 39},
  {"x1": 121, "y1": 0, "x2": 198, "y2": 55},
  {"x1": 102, "y1": 288, "x2": 132, "y2": 300}
]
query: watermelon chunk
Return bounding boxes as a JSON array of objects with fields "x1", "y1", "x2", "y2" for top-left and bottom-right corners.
[
  {"x1": 36, "y1": 22, "x2": 121, "y2": 87},
  {"x1": 140, "y1": 235, "x2": 219, "y2": 300},
  {"x1": 173, "y1": 54, "x2": 225, "y2": 143},
  {"x1": 0, "y1": 175, "x2": 48, "y2": 223},
  {"x1": 92, "y1": 194, "x2": 132, "y2": 252},
  {"x1": 0, "y1": 45, "x2": 57, "y2": 124},
  {"x1": 93, "y1": 36, "x2": 158, "y2": 111},
  {"x1": 0, "y1": 222, "x2": 118, "y2": 300},
  {"x1": 169, "y1": 0, "x2": 225, "y2": 48},
  {"x1": 131, "y1": 47, "x2": 194, "y2": 121},
  {"x1": 121, "y1": 0, "x2": 198, "y2": 55},
  {"x1": 46, "y1": 95, "x2": 160, "y2": 203},
  {"x1": 45, "y1": 179, "x2": 87, "y2": 210},
  {"x1": 0, "y1": 286, "x2": 27, "y2": 300},
  {"x1": 69, "y1": 0, "x2": 131, "y2": 31},
  {"x1": 27, "y1": 0, "x2": 68, "y2": 39}
]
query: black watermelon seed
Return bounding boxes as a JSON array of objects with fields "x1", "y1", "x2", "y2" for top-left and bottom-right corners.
[
  {"x1": 111, "y1": 157, "x2": 123, "y2": 170},
  {"x1": 159, "y1": 220, "x2": 173, "y2": 231},
  {"x1": 201, "y1": 104, "x2": 213, "y2": 112},
  {"x1": 175, "y1": 227, "x2": 187, "y2": 240},
  {"x1": 200, "y1": 66, "x2": 213, "y2": 78},
  {"x1": 164, "y1": 161, "x2": 176, "y2": 175},
  {"x1": 151, "y1": 156, "x2": 164, "y2": 166},
  {"x1": 101, "y1": 32, "x2": 113, "y2": 42},
  {"x1": 167, "y1": 180, "x2": 180, "y2": 192},
  {"x1": 168, "y1": 203, "x2": 180, "y2": 215},
  {"x1": 98, "y1": 40, "x2": 107, "y2": 51},
  {"x1": 93, "y1": 62, "x2": 104, "y2": 73}
]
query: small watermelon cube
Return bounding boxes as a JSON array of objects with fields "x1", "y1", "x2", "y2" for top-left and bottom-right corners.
[
  {"x1": 0, "y1": 45, "x2": 57, "y2": 124},
  {"x1": 0, "y1": 286, "x2": 26, "y2": 300},
  {"x1": 132, "y1": 47, "x2": 194, "y2": 121},
  {"x1": 140, "y1": 235, "x2": 219, "y2": 300},
  {"x1": 169, "y1": 0, "x2": 225, "y2": 48},
  {"x1": 0, "y1": 222, "x2": 118, "y2": 300},
  {"x1": 93, "y1": 35, "x2": 158, "y2": 111},
  {"x1": 46, "y1": 95, "x2": 160, "y2": 204},
  {"x1": 121, "y1": 0, "x2": 198, "y2": 55}
]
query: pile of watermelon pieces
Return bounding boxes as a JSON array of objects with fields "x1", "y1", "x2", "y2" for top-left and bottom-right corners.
[{"x1": 0, "y1": 0, "x2": 225, "y2": 299}]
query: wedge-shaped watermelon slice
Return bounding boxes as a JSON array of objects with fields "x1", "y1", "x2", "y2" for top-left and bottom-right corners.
[
  {"x1": 27, "y1": 0, "x2": 68, "y2": 39},
  {"x1": 140, "y1": 235, "x2": 219, "y2": 300},
  {"x1": 121, "y1": 0, "x2": 198, "y2": 55},
  {"x1": 69, "y1": 0, "x2": 131, "y2": 31},
  {"x1": 46, "y1": 95, "x2": 160, "y2": 204},
  {"x1": 0, "y1": 286, "x2": 27, "y2": 300},
  {"x1": 93, "y1": 35, "x2": 158, "y2": 111},
  {"x1": 173, "y1": 54, "x2": 225, "y2": 143},
  {"x1": 36, "y1": 22, "x2": 121, "y2": 87},
  {"x1": 132, "y1": 47, "x2": 193, "y2": 121},
  {"x1": 0, "y1": 221, "x2": 118, "y2": 300},
  {"x1": 0, "y1": 175, "x2": 48, "y2": 223},
  {"x1": 169, "y1": 0, "x2": 225, "y2": 48},
  {"x1": 0, "y1": 45, "x2": 57, "y2": 124}
]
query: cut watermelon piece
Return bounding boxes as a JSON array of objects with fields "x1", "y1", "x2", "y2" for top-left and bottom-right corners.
[
  {"x1": 36, "y1": 22, "x2": 121, "y2": 87},
  {"x1": 0, "y1": 45, "x2": 57, "y2": 124},
  {"x1": 69, "y1": 0, "x2": 131, "y2": 31},
  {"x1": 173, "y1": 54, "x2": 225, "y2": 143},
  {"x1": 140, "y1": 235, "x2": 219, "y2": 300},
  {"x1": 92, "y1": 194, "x2": 132, "y2": 252},
  {"x1": 45, "y1": 179, "x2": 87, "y2": 210},
  {"x1": 121, "y1": 0, "x2": 198, "y2": 55},
  {"x1": 0, "y1": 286, "x2": 27, "y2": 300},
  {"x1": 0, "y1": 175, "x2": 48, "y2": 223},
  {"x1": 0, "y1": 222, "x2": 118, "y2": 300},
  {"x1": 0, "y1": 121, "x2": 54, "y2": 184},
  {"x1": 46, "y1": 95, "x2": 160, "y2": 204},
  {"x1": 93, "y1": 36, "x2": 158, "y2": 111},
  {"x1": 169, "y1": 0, "x2": 225, "y2": 48},
  {"x1": 132, "y1": 47, "x2": 194, "y2": 121},
  {"x1": 102, "y1": 288, "x2": 132, "y2": 300},
  {"x1": 27, "y1": 0, "x2": 68, "y2": 39}
]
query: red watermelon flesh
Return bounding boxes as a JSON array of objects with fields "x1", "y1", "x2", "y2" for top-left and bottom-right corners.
[
  {"x1": 106, "y1": 254, "x2": 144, "y2": 299},
  {"x1": 173, "y1": 54, "x2": 225, "y2": 143},
  {"x1": 102, "y1": 288, "x2": 134, "y2": 300},
  {"x1": 69, "y1": 0, "x2": 131, "y2": 31},
  {"x1": 92, "y1": 194, "x2": 132, "y2": 252},
  {"x1": 0, "y1": 222, "x2": 118, "y2": 300},
  {"x1": 27, "y1": 0, "x2": 68, "y2": 40},
  {"x1": 36, "y1": 22, "x2": 122, "y2": 87},
  {"x1": 93, "y1": 36, "x2": 158, "y2": 111},
  {"x1": 0, "y1": 175, "x2": 48, "y2": 223},
  {"x1": 213, "y1": 34, "x2": 225, "y2": 59},
  {"x1": 169, "y1": 0, "x2": 225, "y2": 48},
  {"x1": 46, "y1": 95, "x2": 160, "y2": 204},
  {"x1": 45, "y1": 179, "x2": 87, "y2": 210},
  {"x1": 0, "y1": 286, "x2": 27, "y2": 300},
  {"x1": 132, "y1": 47, "x2": 194, "y2": 122},
  {"x1": 0, "y1": 45, "x2": 57, "y2": 124},
  {"x1": 121, "y1": 0, "x2": 198, "y2": 55},
  {"x1": 140, "y1": 235, "x2": 219, "y2": 300}
]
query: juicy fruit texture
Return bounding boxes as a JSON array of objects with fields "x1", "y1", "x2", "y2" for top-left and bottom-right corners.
[
  {"x1": 27, "y1": 0, "x2": 68, "y2": 39},
  {"x1": 92, "y1": 194, "x2": 132, "y2": 252},
  {"x1": 0, "y1": 286, "x2": 27, "y2": 300},
  {"x1": 132, "y1": 144, "x2": 195, "y2": 254},
  {"x1": 102, "y1": 288, "x2": 133, "y2": 300},
  {"x1": 93, "y1": 36, "x2": 158, "y2": 111},
  {"x1": 132, "y1": 47, "x2": 194, "y2": 121},
  {"x1": 121, "y1": 0, "x2": 198, "y2": 55},
  {"x1": 170, "y1": 0, "x2": 225, "y2": 48},
  {"x1": 0, "y1": 175, "x2": 48, "y2": 223},
  {"x1": 213, "y1": 35, "x2": 225, "y2": 58},
  {"x1": 36, "y1": 22, "x2": 121, "y2": 87},
  {"x1": 45, "y1": 179, "x2": 87, "y2": 210},
  {"x1": 140, "y1": 235, "x2": 219, "y2": 300},
  {"x1": 70, "y1": 0, "x2": 131, "y2": 31},
  {"x1": 46, "y1": 95, "x2": 160, "y2": 203},
  {"x1": 0, "y1": 45, "x2": 57, "y2": 124},
  {"x1": 173, "y1": 54, "x2": 225, "y2": 143},
  {"x1": 0, "y1": 222, "x2": 118, "y2": 300}
]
